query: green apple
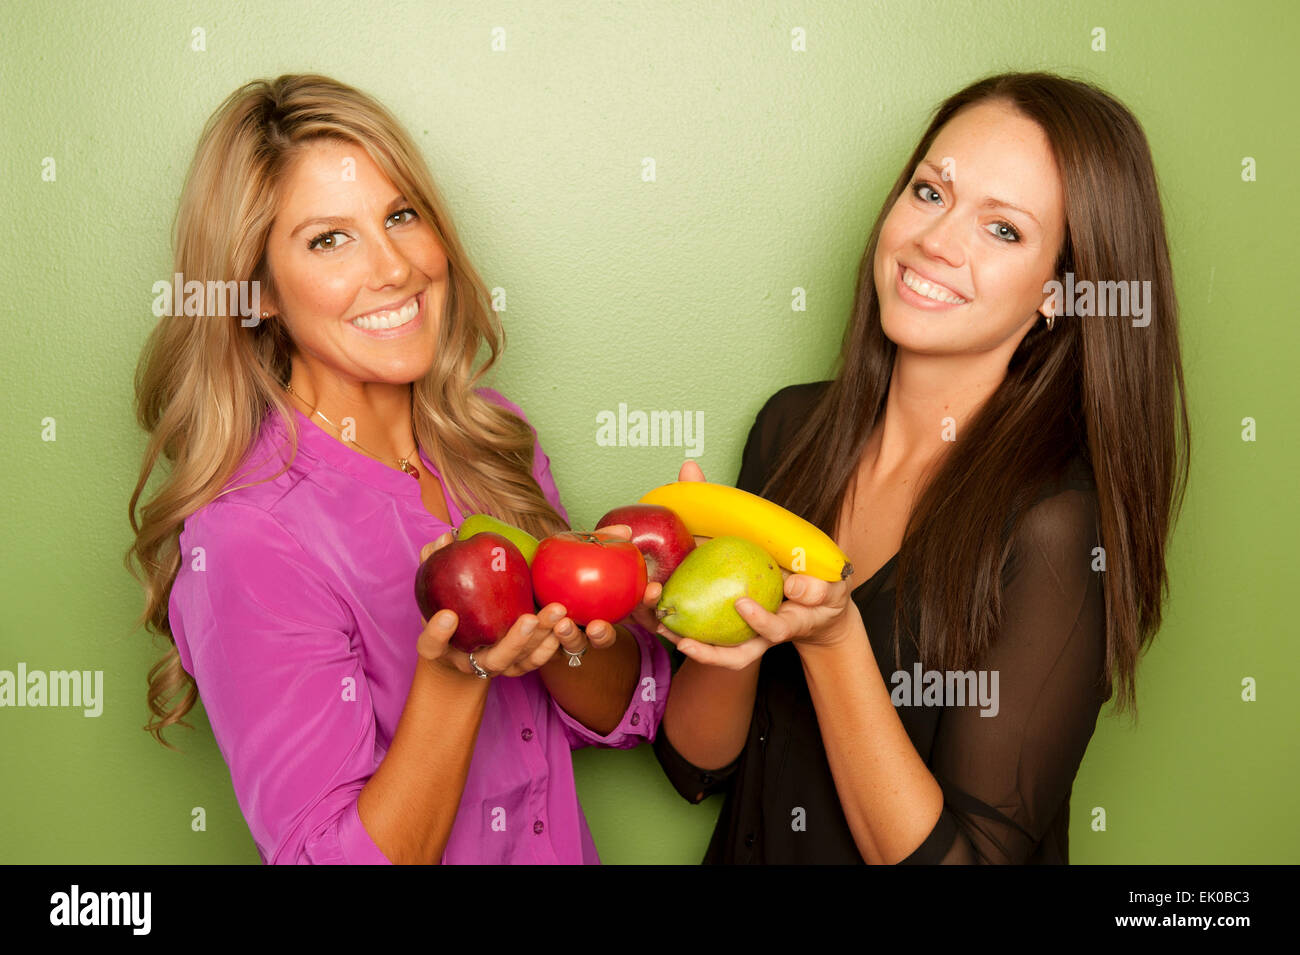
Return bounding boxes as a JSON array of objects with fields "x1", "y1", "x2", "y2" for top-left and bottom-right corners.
[{"x1": 456, "y1": 513, "x2": 540, "y2": 565}]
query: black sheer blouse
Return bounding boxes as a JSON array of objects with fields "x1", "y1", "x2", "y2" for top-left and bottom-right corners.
[{"x1": 653, "y1": 381, "x2": 1109, "y2": 863}]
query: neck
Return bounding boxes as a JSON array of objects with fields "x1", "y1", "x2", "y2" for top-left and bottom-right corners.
[
  {"x1": 285, "y1": 360, "x2": 417, "y2": 462},
  {"x1": 869, "y1": 348, "x2": 1009, "y2": 481}
]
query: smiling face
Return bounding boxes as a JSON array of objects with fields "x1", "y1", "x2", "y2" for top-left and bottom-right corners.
[
  {"x1": 261, "y1": 138, "x2": 449, "y2": 386},
  {"x1": 873, "y1": 99, "x2": 1066, "y2": 359}
]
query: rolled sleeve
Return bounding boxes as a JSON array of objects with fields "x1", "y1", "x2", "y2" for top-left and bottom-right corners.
[
  {"x1": 330, "y1": 800, "x2": 393, "y2": 865},
  {"x1": 551, "y1": 617, "x2": 671, "y2": 751},
  {"x1": 650, "y1": 647, "x2": 743, "y2": 803},
  {"x1": 652, "y1": 727, "x2": 743, "y2": 805},
  {"x1": 169, "y1": 502, "x2": 392, "y2": 865}
]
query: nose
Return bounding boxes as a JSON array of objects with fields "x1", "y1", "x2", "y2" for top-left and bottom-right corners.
[
  {"x1": 915, "y1": 209, "x2": 966, "y2": 269},
  {"x1": 366, "y1": 226, "x2": 413, "y2": 290}
]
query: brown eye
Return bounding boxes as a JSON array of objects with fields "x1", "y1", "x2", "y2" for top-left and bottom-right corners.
[{"x1": 308, "y1": 231, "x2": 346, "y2": 251}]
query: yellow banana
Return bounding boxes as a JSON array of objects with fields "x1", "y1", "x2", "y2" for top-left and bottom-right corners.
[{"x1": 638, "y1": 481, "x2": 853, "y2": 581}]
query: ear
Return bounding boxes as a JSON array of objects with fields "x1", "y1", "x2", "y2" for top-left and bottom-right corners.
[{"x1": 1038, "y1": 274, "x2": 1063, "y2": 321}]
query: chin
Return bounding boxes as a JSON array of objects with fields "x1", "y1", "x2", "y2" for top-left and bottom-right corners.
[{"x1": 880, "y1": 306, "x2": 949, "y2": 350}]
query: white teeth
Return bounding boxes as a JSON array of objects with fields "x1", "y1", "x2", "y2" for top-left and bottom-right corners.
[
  {"x1": 903, "y1": 267, "x2": 967, "y2": 304},
  {"x1": 351, "y1": 295, "x2": 419, "y2": 331}
]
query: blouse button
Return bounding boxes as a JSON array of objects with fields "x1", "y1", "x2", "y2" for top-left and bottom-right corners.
[
  {"x1": 630, "y1": 712, "x2": 641, "y2": 726},
  {"x1": 533, "y1": 819, "x2": 545, "y2": 835},
  {"x1": 744, "y1": 833, "x2": 755, "y2": 848},
  {"x1": 701, "y1": 773, "x2": 714, "y2": 785},
  {"x1": 520, "y1": 727, "x2": 534, "y2": 741}
]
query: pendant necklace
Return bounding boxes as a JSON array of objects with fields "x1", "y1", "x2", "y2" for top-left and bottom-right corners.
[{"x1": 284, "y1": 381, "x2": 421, "y2": 479}]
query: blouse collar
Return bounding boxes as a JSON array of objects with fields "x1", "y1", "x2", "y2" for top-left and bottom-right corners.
[{"x1": 264, "y1": 405, "x2": 454, "y2": 517}]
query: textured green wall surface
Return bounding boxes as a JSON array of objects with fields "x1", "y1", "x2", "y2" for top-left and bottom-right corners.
[{"x1": 1, "y1": 0, "x2": 1296, "y2": 864}]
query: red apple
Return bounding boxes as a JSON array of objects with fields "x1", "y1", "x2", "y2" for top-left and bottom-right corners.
[
  {"x1": 531, "y1": 531, "x2": 647, "y2": 627},
  {"x1": 597, "y1": 503, "x2": 696, "y2": 584},
  {"x1": 414, "y1": 532, "x2": 534, "y2": 652}
]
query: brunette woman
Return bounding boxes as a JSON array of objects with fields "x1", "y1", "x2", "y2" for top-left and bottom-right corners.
[{"x1": 649, "y1": 72, "x2": 1189, "y2": 864}]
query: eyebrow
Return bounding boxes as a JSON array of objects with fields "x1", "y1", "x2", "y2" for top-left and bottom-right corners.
[
  {"x1": 920, "y1": 161, "x2": 1040, "y2": 226},
  {"x1": 290, "y1": 194, "x2": 410, "y2": 238}
]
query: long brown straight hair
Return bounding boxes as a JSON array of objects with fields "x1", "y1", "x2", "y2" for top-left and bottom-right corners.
[{"x1": 759, "y1": 72, "x2": 1190, "y2": 718}]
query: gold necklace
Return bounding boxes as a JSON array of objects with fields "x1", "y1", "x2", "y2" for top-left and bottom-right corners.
[{"x1": 283, "y1": 381, "x2": 421, "y2": 479}]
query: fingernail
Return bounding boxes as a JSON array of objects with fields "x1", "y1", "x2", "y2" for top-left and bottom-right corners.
[
  {"x1": 588, "y1": 623, "x2": 604, "y2": 638},
  {"x1": 522, "y1": 618, "x2": 537, "y2": 635},
  {"x1": 789, "y1": 580, "x2": 804, "y2": 597},
  {"x1": 556, "y1": 621, "x2": 573, "y2": 636},
  {"x1": 735, "y1": 597, "x2": 753, "y2": 613}
]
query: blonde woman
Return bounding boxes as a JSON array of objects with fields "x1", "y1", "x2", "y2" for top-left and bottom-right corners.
[{"x1": 127, "y1": 74, "x2": 669, "y2": 864}]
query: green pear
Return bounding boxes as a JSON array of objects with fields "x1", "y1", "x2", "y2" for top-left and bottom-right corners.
[
  {"x1": 457, "y1": 513, "x2": 540, "y2": 565},
  {"x1": 656, "y1": 536, "x2": 784, "y2": 645}
]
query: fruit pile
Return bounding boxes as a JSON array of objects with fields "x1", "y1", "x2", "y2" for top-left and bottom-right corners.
[{"x1": 414, "y1": 482, "x2": 852, "y2": 652}]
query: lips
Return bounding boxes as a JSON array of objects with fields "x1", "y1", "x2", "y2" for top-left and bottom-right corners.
[
  {"x1": 897, "y1": 263, "x2": 969, "y2": 305},
  {"x1": 352, "y1": 291, "x2": 422, "y2": 322},
  {"x1": 349, "y1": 290, "x2": 426, "y2": 336}
]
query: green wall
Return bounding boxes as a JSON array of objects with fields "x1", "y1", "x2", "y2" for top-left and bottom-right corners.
[{"x1": 1, "y1": 0, "x2": 1296, "y2": 863}]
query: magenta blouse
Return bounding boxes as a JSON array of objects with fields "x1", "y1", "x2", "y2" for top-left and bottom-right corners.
[{"x1": 168, "y1": 387, "x2": 671, "y2": 864}]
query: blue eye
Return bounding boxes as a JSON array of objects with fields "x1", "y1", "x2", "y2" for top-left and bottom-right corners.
[
  {"x1": 987, "y1": 221, "x2": 1021, "y2": 243},
  {"x1": 912, "y1": 181, "x2": 942, "y2": 204},
  {"x1": 910, "y1": 180, "x2": 1021, "y2": 243}
]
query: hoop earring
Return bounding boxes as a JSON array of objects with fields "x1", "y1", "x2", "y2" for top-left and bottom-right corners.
[{"x1": 1045, "y1": 313, "x2": 1055, "y2": 331}]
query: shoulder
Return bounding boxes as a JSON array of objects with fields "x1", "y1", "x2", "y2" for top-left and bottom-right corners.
[
  {"x1": 174, "y1": 494, "x2": 352, "y2": 618},
  {"x1": 735, "y1": 380, "x2": 831, "y2": 493},
  {"x1": 746, "y1": 379, "x2": 832, "y2": 453},
  {"x1": 756, "y1": 380, "x2": 831, "y2": 428},
  {"x1": 1006, "y1": 455, "x2": 1100, "y2": 584},
  {"x1": 179, "y1": 495, "x2": 312, "y2": 567},
  {"x1": 1026, "y1": 454, "x2": 1098, "y2": 532},
  {"x1": 180, "y1": 412, "x2": 335, "y2": 555}
]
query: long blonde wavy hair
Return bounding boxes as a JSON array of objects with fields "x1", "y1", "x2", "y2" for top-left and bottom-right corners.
[{"x1": 126, "y1": 74, "x2": 570, "y2": 750}]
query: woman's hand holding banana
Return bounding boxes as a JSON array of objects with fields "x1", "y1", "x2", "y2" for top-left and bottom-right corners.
[{"x1": 653, "y1": 461, "x2": 861, "y2": 670}]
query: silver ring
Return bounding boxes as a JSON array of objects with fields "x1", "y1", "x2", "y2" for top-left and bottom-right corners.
[
  {"x1": 563, "y1": 642, "x2": 590, "y2": 668},
  {"x1": 468, "y1": 652, "x2": 491, "y2": 680}
]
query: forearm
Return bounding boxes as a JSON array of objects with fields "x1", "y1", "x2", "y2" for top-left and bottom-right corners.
[
  {"x1": 797, "y1": 613, "x2": 944, "y2": 865},
  {"x1": 661, "y1": 654, "x2": 760, "y2": 771},
  {"x1": 538, "y1": 623, "x2": 640, "y2": 736},
  {"x1": 357, "y1": 658, "x2": 490, "y2": 864}
]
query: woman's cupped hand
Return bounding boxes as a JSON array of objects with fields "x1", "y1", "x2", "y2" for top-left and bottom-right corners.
[
  {"x1": 651, "y1": 461, "x2": 861, "y2": 671},
  {"x1": 415, "y1": 526, "x2": 647, "y2": 679}
]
